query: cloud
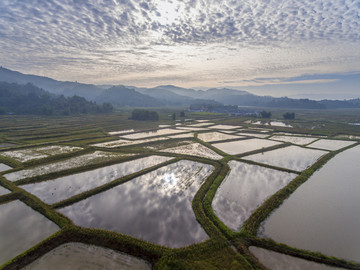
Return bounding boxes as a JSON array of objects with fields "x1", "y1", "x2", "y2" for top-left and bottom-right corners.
[{"x1": 0, "y1": 0, "x2": 359, "y2": 92}]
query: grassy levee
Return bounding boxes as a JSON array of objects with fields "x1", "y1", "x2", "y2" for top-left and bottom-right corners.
[
  {"x1": 235, "y1": 142, "x2": 290, "y2": 159},
  {"x1": 0, "y1": 176, "x2": 72, "y2": 228},
  {"x1": 241, "y1": 142, "x2": 359, "y2": 236},
  {"x1": 52, "y1": 157, "x2": 179, "y2": 209},
  {"x1": 13, "y1": 152, "x2": 145, "y2": 186},
  {"x1": 235, "y1": 157, "x2": 301, "y2": 175},
  {"x1": 201, "y1": 161, "x2": 237, "y2": 240},
  {"x1": 2, "y1": 225, "x2": 169, "y2": 270},
  {"x1": 0, "y1": 155, "x2": 22, "y2": 170}
]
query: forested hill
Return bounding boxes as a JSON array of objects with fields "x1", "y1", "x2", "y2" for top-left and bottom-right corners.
[{"x1": 0, "y1": 82, "x2": 113, "y2": 115}]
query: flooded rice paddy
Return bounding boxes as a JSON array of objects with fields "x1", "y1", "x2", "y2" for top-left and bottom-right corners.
[
  {"x1": 160, "y1": 142, "x2": 223, "y2": 160},
  {"x1": 212, "y1": 138, "x2": 282, "y2": 155},
  {"x1": 0, "y1": 163, "x2": 12, "y2": 172},
  {"x1": 236, "y1": 132, "x2": 270, "y2": 138},
  {"x1": 21, "y1": 156, "x2": 173, "y2": 204},
  {"x1": 0, "y1": 145, "x2": 82, "y2": 162},
  {"x1": 270, "y1": 121, "x2": 293, "y2": 128},
  {"x1": 269, "y1": 135, "x2": 318, "y2": 145},
  {"x1": 0, "y1": 185, "x2": 11, "y2": 196},
  {"x1": 59, "y1": 160, "x2": 214, "y2": 247},
  {"x1": 92, "y1": 137, "x2": 172, "y2": 148},
  {"x1": 249, "y1": 247, "x2": 342, "y2": 270},
  {"x1": 23, "y1": 242, "x2": 151, "y2": 270},
  {"x1": 198, "y1": 132, "x2": 243, "y2": 142},
  {"x1": 212, "y1": 161, "x2": 296, "y2": 230},
  {"x1": 4, "y1": 151, "x2": 131, "y2": 182},
  {"x1": 121, "y1": 129, "x2": 185, "y2": 139},
  {"x1": 307, "y1": 139, "x2": 357, "y2": 151},
  {"x1": 209, "y1": 125, "x2": 241, "y2": 130},
  {"x1": 0, "y1": 143, "x2": 14, "y2": 148},
  {"x1": 0, "y1": 200, "x2": 59, "y2": 265},
  {"x1": 260, "y1": 145, "x2": 360, "y2": 262},
  {"x1": 108, "y1": 129, "x2": 135, "y2": 135},
  {"x1": 243, "y1": 145, "x2": 328, "y2": 171}
]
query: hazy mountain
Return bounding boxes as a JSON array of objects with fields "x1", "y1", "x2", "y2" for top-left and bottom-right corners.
[
  {"x1": 96, "y1": 86, "x2": 164, "y2": 107},
  {"x1": 1, "y1": 67, "x2": 359, "y2": 109},
  {"x1": 0, "y1": 67, "x2": 104, "y2": 101},
  {"x1": 0, "y1": 82, "x2": 112, "y2": 115}
]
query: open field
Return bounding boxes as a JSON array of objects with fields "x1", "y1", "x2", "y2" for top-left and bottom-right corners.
[{"x1": 1, "y1": 109, "x2": 360, "y2": 269}]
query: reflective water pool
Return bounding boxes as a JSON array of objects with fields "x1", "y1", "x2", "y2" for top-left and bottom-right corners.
[
  {"x1": 4, "y1": 151, "x2": 130, "y2": 182},
  {"x1": 243, "y1": 145, "x2": 328, "y2": 171},
  {"x1": 261, "y1": 145, "x2": 360, "y2": 262},
  {"x1": 23, "y1": 242, "x2": 151, "y2": 270},
  {"x1": 0, "y1": 200, "x2": 59, "y2": 265},
  {"x1": 59, "y1": 160, "x2": 213, "y2": 248},
  {"x1": 212, "y1": 161, "x2": 296, "y2": 230},
  {"x1": 0, "y1": 185, "x2": 11, "y2": 196},
  {"x1": 307, "y1": 139, "x2": 357, "y2": 151},
  {"x1": 249, "y1": 247, "x2": 343, "y2": 270},
  {"x1": 197, "y1": 132, "x2": 243, "y2": 142},
  {"x1": 212, "y1": 139, "x2": 282, "y2": 155},
  {"x1": 160, "y1": 142, "x2": 223, "y2": 160},
  {"x1": 0, "y1": 163, "x2": 12, "y2": 172},
  {"x1": 21, "y1": 156, "x2": 173, "y2": 205}
]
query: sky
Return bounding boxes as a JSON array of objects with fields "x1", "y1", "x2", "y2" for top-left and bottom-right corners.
[{"x1": 0, "y1": 0, "x2": 359, "y2": 99}]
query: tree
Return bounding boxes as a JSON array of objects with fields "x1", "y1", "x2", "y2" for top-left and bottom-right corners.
[
  {"x1": 180, "y1": 111, "x2": 185, "y2": 117},
  {"x1": 172, "y1": 112, "x2": 176, "y2": 121},
  {"x1": 260, "y1": 110, "x2": 271, "y2": 118},
  {"x1": 131, "y1": 109, "x2": 159, "y2": 121},
  {"x1": 283, "y1": 112, "x2": 295, "y2": 120}
]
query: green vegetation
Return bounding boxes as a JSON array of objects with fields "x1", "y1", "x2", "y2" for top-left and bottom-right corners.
[
  {"x1": 283, "y1": 112, "x2": 295, "y2": 120},
  {"x1": 1, "y1": 110, "x2": 360, "y2": 269},
  {"x1": 131, "y1": 109, "x2": 160, "y2": 121},
  {"x1": 0, "y1": 82, "x2": 113, "y2": 115},
  {"x1": 260, "y1": 110, "x2": 271, "y2": 118}
]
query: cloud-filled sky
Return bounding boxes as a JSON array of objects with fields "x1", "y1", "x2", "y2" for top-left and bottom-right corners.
[{"x1": 0, "y1": 0, "x2": 359, "y2": 98}]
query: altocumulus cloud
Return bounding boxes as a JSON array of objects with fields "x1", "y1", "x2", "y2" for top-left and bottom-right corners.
[{"x1": 0, "y1": 0, "x2": 359, "y2": 90}]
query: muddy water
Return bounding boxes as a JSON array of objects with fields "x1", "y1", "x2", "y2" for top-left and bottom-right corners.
[
  {"x1": 59, "y1": 160, "x2": 214, "y2": 248},
  {"x1": 261, "y1": 145, "x2": 360, "y2": 262}
]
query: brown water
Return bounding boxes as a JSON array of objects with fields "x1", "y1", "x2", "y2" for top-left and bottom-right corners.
[
  {"x1": 261, "y1": 145, "x2": 360, "y2": 262},
  {"x1": 59, "y1": 160, "x2": 214, "y2": 247}
]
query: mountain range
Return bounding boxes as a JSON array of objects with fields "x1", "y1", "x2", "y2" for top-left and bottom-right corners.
[{"x1": 1, "y1": 67, "x2": 359, "y2": 109}]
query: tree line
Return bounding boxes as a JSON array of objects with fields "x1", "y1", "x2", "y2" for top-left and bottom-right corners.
[{"x1": 0, "y1": 82, "x2": 113, "y2": 115}]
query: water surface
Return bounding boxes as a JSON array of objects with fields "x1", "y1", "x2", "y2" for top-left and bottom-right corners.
[
  {"x1": 0, "y1": 200, "x2": 59, "y2": 265},
  {"x1": 261, "y1": 145, "x2": 360, "y2": 262},
  {"x1": 244, "y1": 145, "x2": 328, "y2": 171},
  {"x1": 249, "y1": 247, "x2": 343, "y2": 270},
  {"x1": 59, "y1": 160, "x2": 213, "y2": 247},
  {"x1": 160, "y1": 142, "x2": 223, "y2": 160},
  {"x1": 307, "y1": 139, "x2": 356, "y2": 151},
  {"x1": 0, "y1": 163, "x2": 12, "y2": 172},
  {"x1": 212, "y1": 161, "x2": 296, "y2": 230},
  {"x1": 0, "y1": 185, "x2": 11, "y2": 196},
  {"x1": 23, "y1": 242, "x2": 151, "y2": 270},
  {"x1": 212, "y1": 139, "x2": 282, "y2": 155},
  {"x1": 21, "y1": 156, "x2": 173, "y2": 204}
]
